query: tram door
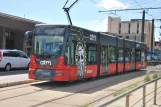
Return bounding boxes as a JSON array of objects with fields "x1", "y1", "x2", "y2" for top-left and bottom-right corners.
[
  {"x1": 101, "y1": 46, "x2": 108, "y2": 75},
  {"x1": 130, "y1": 49, "x2": 135, "y2": 70},
  {"x1": 141, "y1": 50, "x2": 145, "y2": 68}
]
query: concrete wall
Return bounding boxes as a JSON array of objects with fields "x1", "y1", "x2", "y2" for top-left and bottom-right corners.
[
  {"x1": 0, "y1": 27, "x2": 6, "y2": 49},
  {"x1": 138, "y1": 22, "x2": 142, "y2": 34},
  {"x1": 121, "y1": 22, "x2": 129, "y2": 34},
  {"x1": 0, "y1": 27, "x2": 3, "y2": 48},
  {"x1": 13, "y1": 30, "x2": 26, "y2": 51},
  {"x1": 130, "y1": 22, "x2": 137, "y2": 33},
  {"x1": 108, "y1": 17, "x2": 120, "y2": 33},
  {"x1": 0, "y1": 27, "x2": 26, "y2": 50},
  {"x1": 0, "y1": 16, "x2": 35, "y2": 31},
  {"x1": 0, "y1": 16, "x2": 38, "y2": 54}
]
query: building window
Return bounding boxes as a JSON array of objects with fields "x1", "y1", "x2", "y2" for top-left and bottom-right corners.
[
  {"x1": 128, "y1": 23, "x2": 130, "y2": 34},
  {"x1": 137, "y1": 22, "x2": 139, "y2": 34},
  {"x1": 126, "y1": 36, "x2": 129, "y2": 39},
  {"x1": 118, "y1": 36, "x2": 122, "y2": 38},
  {"x1": 119, "y1": 23, "x2": 121, "y2": 33}
]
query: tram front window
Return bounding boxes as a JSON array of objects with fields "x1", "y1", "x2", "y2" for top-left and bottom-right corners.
[{"x1": 34, "y1": 26, "x2": 65, "y2": 56}]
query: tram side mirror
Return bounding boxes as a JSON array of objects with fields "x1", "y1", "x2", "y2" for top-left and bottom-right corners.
[
  {"x1": 25, "y1": 31, "x2": 33, "y2": 40},
  {"x1": 25, "y1": 31, "x2": 33, "y2": 46}
]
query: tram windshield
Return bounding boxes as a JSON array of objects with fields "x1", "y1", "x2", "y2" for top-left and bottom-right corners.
[{"x1": 33, "y1": 26, "x2": 65, "y2": 56}]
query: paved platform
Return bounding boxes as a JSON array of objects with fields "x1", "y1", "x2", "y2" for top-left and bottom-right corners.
[
  {"x1": 0, "y1": 70, "x2": 160, "y2": 107},
  {"x1": 94, "y1": 79, "x2": 161, "y2": 107},
  {"x1": 0, "y1": 70, "x2": 147, "y2": 107},
  {"x1": 0, "y1": 74, "x2": 38, "y2": 88}
]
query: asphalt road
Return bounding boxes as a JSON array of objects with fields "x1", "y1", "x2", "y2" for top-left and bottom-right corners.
[
  {"x1": 0, "y1": 70, "x2": 147, "y2": 107},
  {"x1": 0, "y1": 69, "x2": 28, "y2": 76}
]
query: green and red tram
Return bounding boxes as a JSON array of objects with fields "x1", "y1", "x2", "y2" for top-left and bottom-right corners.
[{"x1": 25, "y1": 24, "x2": 147, "y2": 81}]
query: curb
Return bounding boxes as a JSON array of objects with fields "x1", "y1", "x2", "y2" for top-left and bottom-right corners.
[{"x1": 0, "y1": 80, "x2": 39, "y2": 88}]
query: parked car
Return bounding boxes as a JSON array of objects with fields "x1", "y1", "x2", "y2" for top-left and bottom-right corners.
[{"x1": 0, "y1": 49, "x2": 30, "y2": 71}]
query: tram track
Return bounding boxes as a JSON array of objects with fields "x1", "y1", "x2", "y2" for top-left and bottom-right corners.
[
  {"x1": 0, "y1": 81, "x2": 72, "y2": 101},
  {"x1": 0, "y1": 70, "x2": 147, "y2": 106},
  {"x1": 31, "y1": 81, "x2": 144, "y2": 107},
  {"x1": 0, "y1": 81, "x2": 40, "y2": 92},
  {"x1": 30, "y1": 71, "x2": 146, "y2": 107},
  {"x1": 0, "y1": 77, "x2": 99, "y2": 101},
  {"x1": 81, "y1": 81, "x2": 143, "y2": 107}
]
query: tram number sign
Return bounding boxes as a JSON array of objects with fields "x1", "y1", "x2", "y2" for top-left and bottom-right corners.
[
  {"x1": 90, "y1": 34, "x2": 96, "y2": 41},
  {"x1": 87, "y1": 70, "x2": 92, "y2": 74}
]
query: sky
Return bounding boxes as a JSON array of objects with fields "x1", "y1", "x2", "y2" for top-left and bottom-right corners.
[{"x1": 0, "y1": 0, "x2": 161, "y2": 40}]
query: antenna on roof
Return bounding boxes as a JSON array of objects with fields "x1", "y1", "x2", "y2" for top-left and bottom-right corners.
[{"x1": 62, "y1": 0, "x2": 79, "y2": 25}]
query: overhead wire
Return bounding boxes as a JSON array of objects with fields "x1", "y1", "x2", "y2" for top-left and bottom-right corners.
[
  {"x1": 132, "y1": 0, "x2": 161, "y2": 34},
  {"x1": 133, "y1": 0, "x2": 157, "y2": 19},
  {"x1": 90, "y1": 0, "x2": 129, "y2": 21},
  {"x1": 133, "y1": 0, "x2": 142, "y2": 8},
  {"x1": 132, "y1": 0, "x2": 161, "y2": 39},
  {"x1": 149, "y1": 3, "x2": 161, "y2": 17},
  {"x1": 90, "y1": 0, "x2": 160, "y2": 28},
  {"x1": 128, "y1": 0, "x2": 154, "y2": 6},
  {"x1": 132, "y1": 0, "x2": 155, "y2": 7}
]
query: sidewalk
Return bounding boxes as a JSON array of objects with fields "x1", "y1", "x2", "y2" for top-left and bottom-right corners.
[{"x1": 0, "y1": 74, "x2": 38, "y2": 88}]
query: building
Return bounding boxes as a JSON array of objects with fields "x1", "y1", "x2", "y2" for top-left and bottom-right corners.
[
  {"x1": 0, "y1": 12, "x2": 44, "y2": 55},
  {"x1": 108, "y1": 16, "x2": 154, "y2": 51}
]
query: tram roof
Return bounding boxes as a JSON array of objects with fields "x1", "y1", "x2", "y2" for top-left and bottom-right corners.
[{"x1": 35, "y1": 24, "x2": 146, "y2": 45}]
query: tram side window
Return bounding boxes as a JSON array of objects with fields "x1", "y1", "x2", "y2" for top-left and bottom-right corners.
[
  {"x1": 131, "y1": 49, "x2": 135, "y2": 62},
  {"x1": 144, "y1": 50, "x2": 147, "y2": 61},
  {"x1": 118, "y1": 48, "x2": 123, "y2": 62},
  {"x1": 141, "y1": 50, "x2": 146, "y2": 61},
  {"x1": 86, "y1": 43, "x2": 97, "y2": 64},
  {"x1": 109, "y1": 46, "x2": 116, "y2": 63},
  {"x1": 136, "y1": 50, "x2": 141, "y2": 62},
  {"x1": 125, "y1": 48, "x2": 131, "y2": 62},
  {"x1": 71, "y1": 40, "x2": 77, "y2": 65},
  {"x1": 64, "y1": 42, "x2": 70, "y2": 65}
]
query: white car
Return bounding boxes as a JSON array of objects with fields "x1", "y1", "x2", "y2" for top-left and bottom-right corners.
[{"x1": 0, "y1": 49, "x2": 30, "y2": 71}]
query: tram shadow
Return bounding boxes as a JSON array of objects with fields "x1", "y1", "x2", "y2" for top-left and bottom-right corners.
[{"x1": 31, "y1": 70, "x2": 147, "y2": 94}]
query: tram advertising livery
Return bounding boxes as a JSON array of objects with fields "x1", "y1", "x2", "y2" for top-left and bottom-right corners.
[{"x1": 25, "y1": 24, "x2": 147, "y2": 81}]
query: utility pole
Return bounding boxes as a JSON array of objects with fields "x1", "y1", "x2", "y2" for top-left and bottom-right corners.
[
  {"x1": 141, "y1": 10, "x2": 145, "y2": 43},
  {"x1": 151, "y1": 19, "x2": 154, "y2": 60}
]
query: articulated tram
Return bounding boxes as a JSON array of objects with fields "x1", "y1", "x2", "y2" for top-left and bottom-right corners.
[{"x1": 25, "y1": 24, "x2": 147, "y2": 81}]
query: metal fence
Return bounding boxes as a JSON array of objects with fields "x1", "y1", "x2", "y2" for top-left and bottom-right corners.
[{"x1": 95, "y1": 77, "x2": 161, "y2": 107}]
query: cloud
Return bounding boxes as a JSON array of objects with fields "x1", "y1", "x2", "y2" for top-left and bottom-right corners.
[
  {"x1": 92, "y1": 20, "x2": 99, "y2": 24},
  {"x1": 96, "y1": 0, "x2": 130, "y2": 10},
  {"x1": 91, "y1": 18, "x2": 108, "y2": 32}
]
